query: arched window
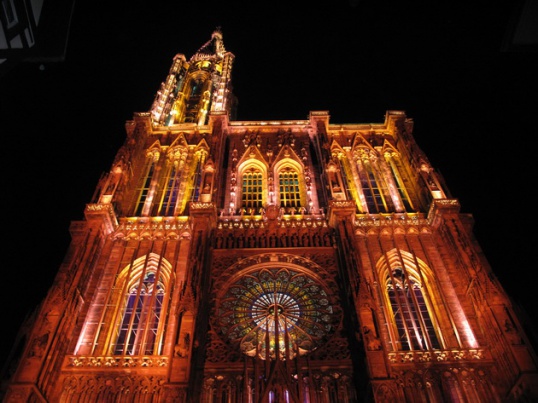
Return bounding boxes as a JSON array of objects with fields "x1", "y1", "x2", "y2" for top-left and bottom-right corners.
[
  {"x1": 156, "y1": 160, "x2": 181, "y2": 216},
  {"x1": 278, "y1": 168, "x2": 301, "y2": 208},
  {"x1": 112, "y1": 254, "x2": 172, "y2": 356},
  {"x1": 378, "y1": 251, "x2": 442, "y2": 351},
  {"x1": 384, "y1": 151, "x2": 416, "y2": 212},
  {"x1": 386, "y1": 267, "x2": 440, "y2": 350},
  {"x1": 185, "y1": 77, "x2": 207, "y2": 122},
  {"x1": 339, "y1": 156, "x2": 359, "y2": 203},
  {"x1": 114, "y1": 271, "x2": 164, "y2": 355},
  {"x1": 133, "y1": 151, "x2": 159, "y2": 216},
  {"x1": 241, "y1": 168, "x2": 264, "y2": 210},
  {"x1": 354, "y1": 148, "x2": 395, "y2": 213}
]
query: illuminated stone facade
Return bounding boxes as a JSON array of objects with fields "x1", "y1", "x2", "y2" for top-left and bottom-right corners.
[{"x1": 2, "y1": 30, "x2": 538, "y2": 402}]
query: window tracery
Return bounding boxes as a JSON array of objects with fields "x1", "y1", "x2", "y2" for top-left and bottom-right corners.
[
  {"x1": 278, "y1": 168, "x2": 301, "y2": 208},
  {"x1": 383, "y1": 149, "x2": 416, "y2": 212},
  {"x1": 110, "y1": 254, "x2": 173, "y2": 356},
  {"x1": 354, "y1": 147, "x2": 393, "y2": 213},
  {"x1": 241, "y1": 167, "x2": 264, "y2": 210},
  {"x1": 133, "y1": 150, "x2": 160, "y2": 216},
  {"x1": 155, "y1": 158, "x2": 182, "y2": 216},
  {"x1": 216, "y1": 267, "x2": 339, "y2": 361},
  {"x1": 378, "y1": 250, "x2": 442, "y2": 351}
]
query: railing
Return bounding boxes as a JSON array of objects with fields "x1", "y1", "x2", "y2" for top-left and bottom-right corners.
[
  {"x1": 387, "y1": 348, "x2": 487, "y2": 364},
  {"x1": 66, "y1": 355, "x2": 169, "y2": 368}
]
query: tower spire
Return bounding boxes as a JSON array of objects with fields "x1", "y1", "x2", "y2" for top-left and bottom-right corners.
[{"x1": 150, "y1": 29, "x2": 236, "y2": 126}]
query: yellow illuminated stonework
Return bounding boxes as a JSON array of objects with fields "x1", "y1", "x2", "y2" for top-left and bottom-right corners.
[{"x1": 2, "y1": 30, "x2": 537, "y2": 403}]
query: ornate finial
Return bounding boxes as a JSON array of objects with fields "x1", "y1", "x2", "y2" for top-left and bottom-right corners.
[{"x1": 212, "y1": 26, "x2": 223, "y2": 39}]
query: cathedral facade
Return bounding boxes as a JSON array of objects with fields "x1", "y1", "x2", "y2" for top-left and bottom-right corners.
[{"x1": 2, "y1": 30, "x2": 538, "y2": 402}]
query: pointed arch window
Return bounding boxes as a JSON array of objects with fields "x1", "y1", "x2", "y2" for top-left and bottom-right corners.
[
  {"x1": 358, "y1": 167, "x2": 384, "y2": 213},
  {"x1": 384, "y1": 152, "x2": 416, "y2": 212},
  {"x1": 386, "y1": 268, "x2": 440, "y2": 350},
  {"x1": 378, "y1": 251, "x2": 442, "y2": 352},
  {"x1": 190, "y1": 155, "x2": 204, "y2": 204},
  {"x1": 156, "y1": 160, "x2": 181, "y2": 216},
  {"x1": 112, "y1": 254, "x2": 173, "y2": 356},
  {"x1": 133, "y1": 152, "x2": 159, "y2": 216},
  {"x1": 114, "y1": 272, "x2": 164, "y2": 355},
  {"x1": 356, "y1": 150, "x2": 395, "y2": 213},
  {"x1": 185, "y1": 78, "x2": 207, "y2": 123},
  {"x1": 241, "y1": 169, "x2": 264, "y2": 210},
  {"x1": 278, "y1": 168, "x2": 301, "y2": 208}
]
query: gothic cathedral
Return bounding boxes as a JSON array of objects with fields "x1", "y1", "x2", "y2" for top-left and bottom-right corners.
[{"x1": 2, "y1": 30, "x2": 538, "y2": 402}]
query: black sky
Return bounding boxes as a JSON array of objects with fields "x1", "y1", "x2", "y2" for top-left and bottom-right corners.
[{"x1": 1, "y1": 2, "x2": 537, "y2": 365}]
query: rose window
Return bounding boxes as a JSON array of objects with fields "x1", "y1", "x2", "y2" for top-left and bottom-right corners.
[{"x1": 216, "y1": 268, "x2": 338, "y2": 360}]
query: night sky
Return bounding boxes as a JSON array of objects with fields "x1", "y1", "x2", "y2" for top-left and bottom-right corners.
[{"x1": 1, "y1": 2, "x2": 537, "y2": 365}]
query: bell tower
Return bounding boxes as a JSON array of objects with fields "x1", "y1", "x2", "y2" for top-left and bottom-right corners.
[
  {"x1": 150, "y1": 29, "x2": 236, "y2": 127},
  {"x1": 2, "y1": 30, "x2": 538, "y2": 403}
]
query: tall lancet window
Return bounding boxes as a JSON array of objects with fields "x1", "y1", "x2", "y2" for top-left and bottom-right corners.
[
  {"x1": 190, "y1": 156, "x2": 204, "y2": 203},
  {"x1": 354, "y1": 148, "x2": 399, "y2": 214},
  {"x1": 241, "y1": 168, "x2": 264, "y2": 210},
  {"x1": 133, "y1": 151, "x2": 159, "y2": 216},
  {"x1": 354, "y1": 150, "x2": 383, "y2": 213},
  {"x1": 278, "y1": 168, "x2": 301, "y2": 208},
  {"x1": 379, "y1": 251, "x2": 442, "y2": 352},
  {"x1": 384, "y1": 151, "x2": 416, "y2": 212},
  {"x1": 112, "y1": 254, "x2": 172, "y2": 356},
  {"x1": 156, "y1": 160, "x2": 181, "y2": 216},
  {"x1": 185, "y1": 78, "x2": 206, "y2": 123}
]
